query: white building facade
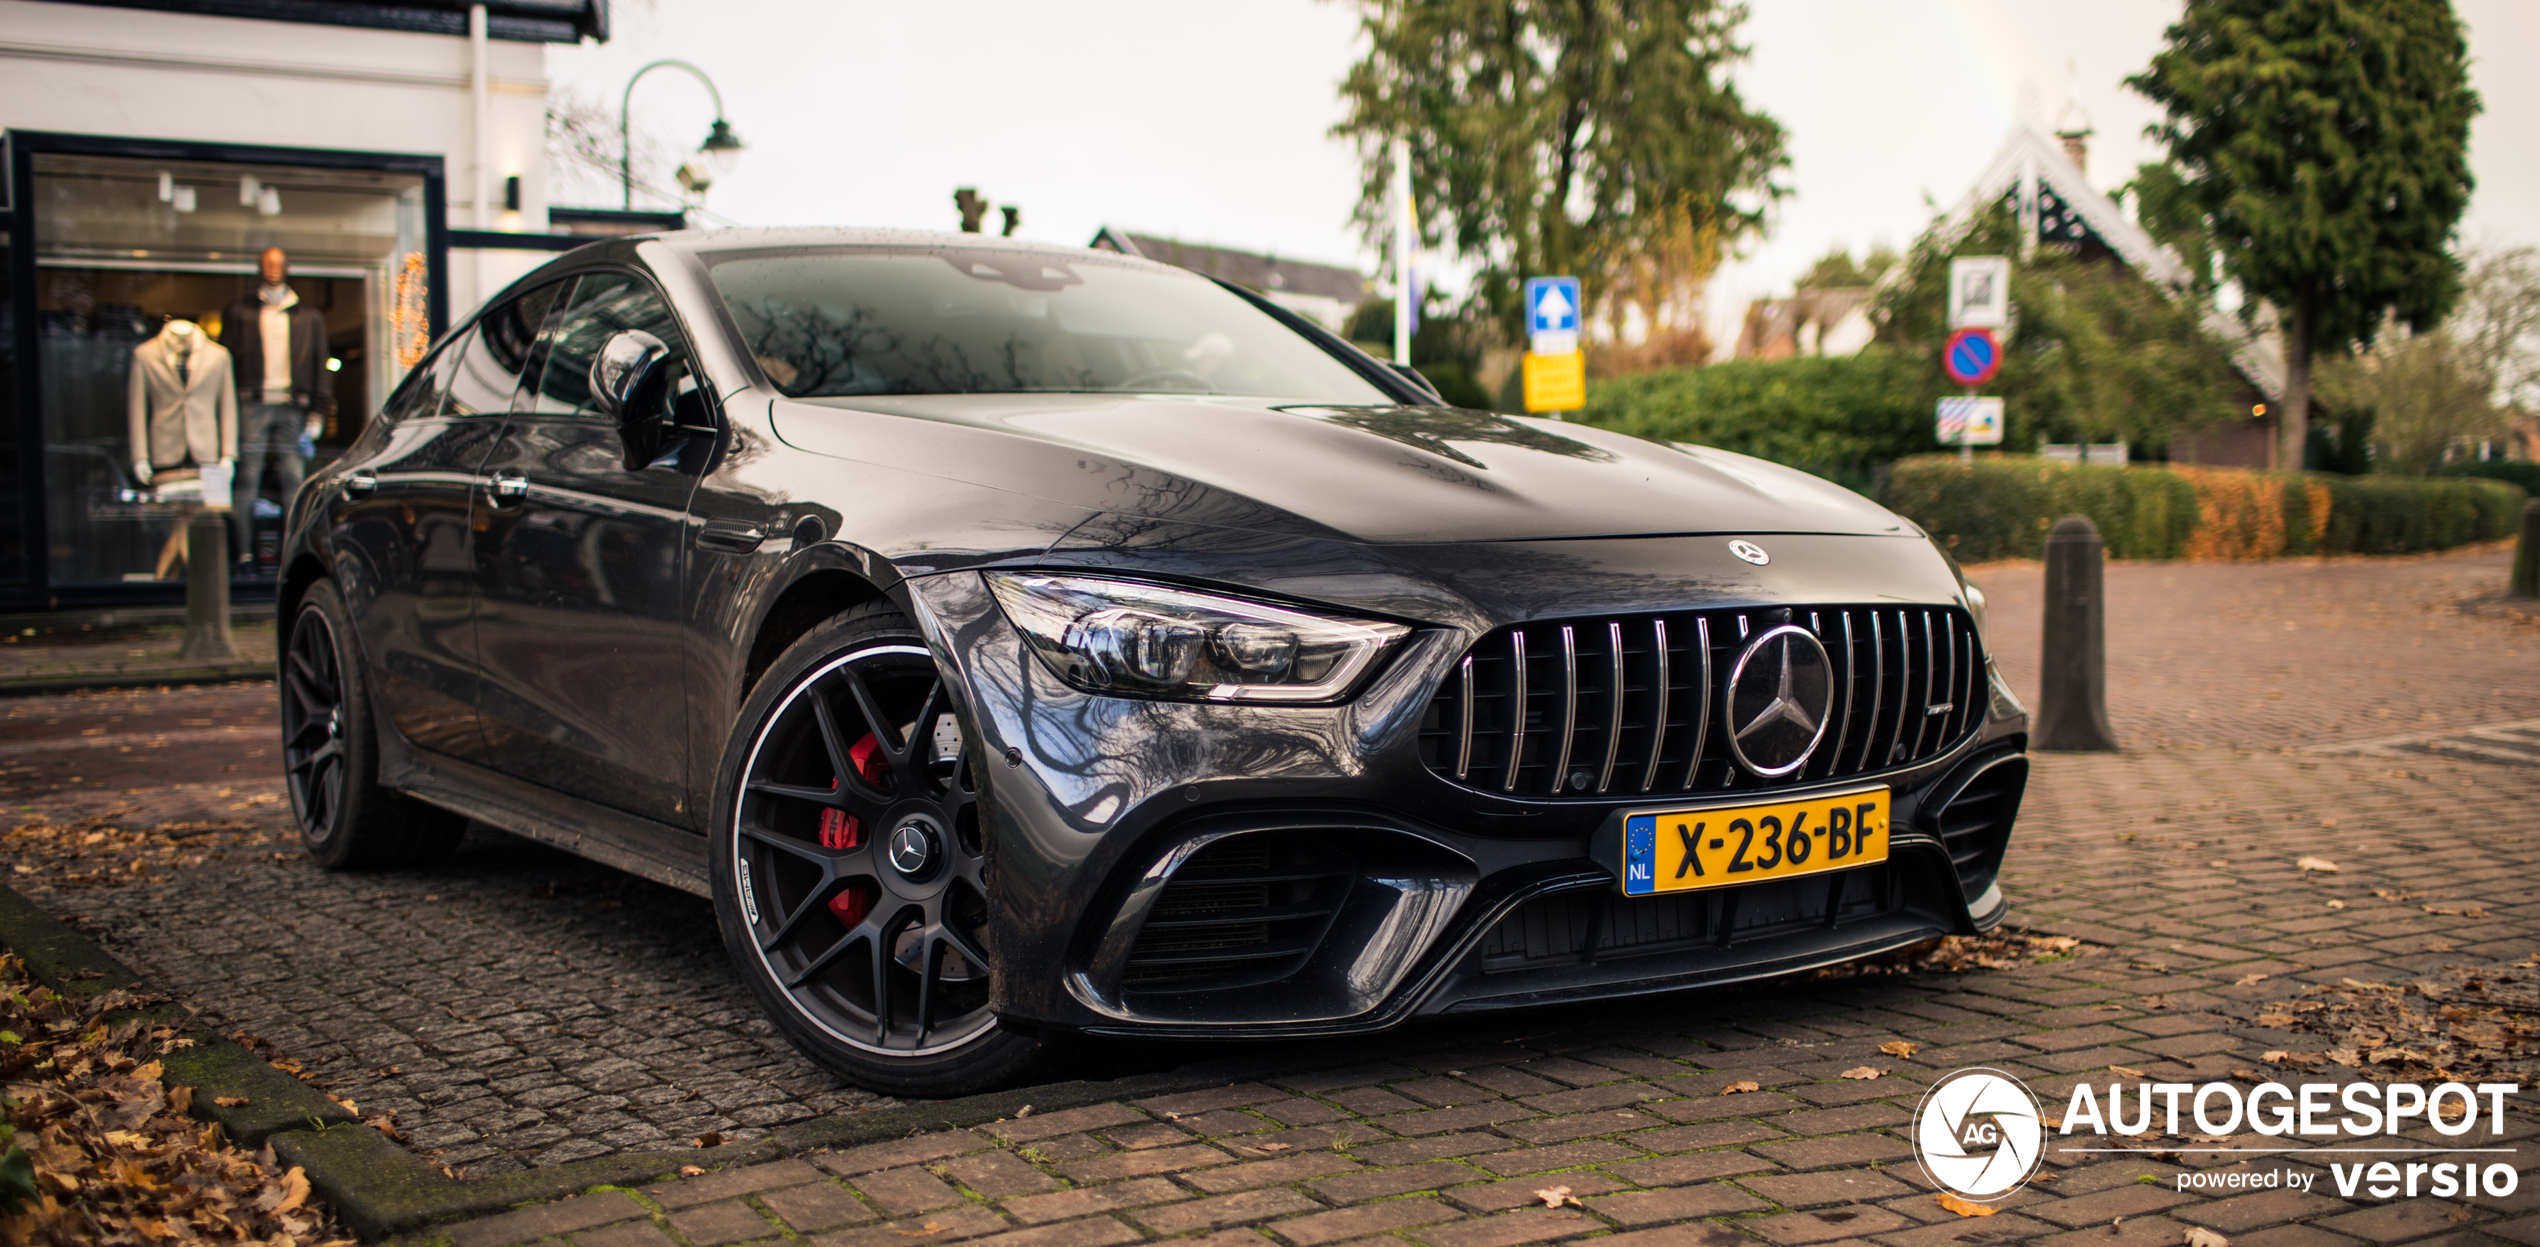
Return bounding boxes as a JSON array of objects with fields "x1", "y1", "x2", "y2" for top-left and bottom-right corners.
[{"x1": 0, "y1": 0, "x2": 599, "y2": 604}]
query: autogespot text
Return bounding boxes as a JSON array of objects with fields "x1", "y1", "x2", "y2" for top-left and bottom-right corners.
[{"x1": 2059, "y1": 1079, "x2": 2523, "y2": 1201}]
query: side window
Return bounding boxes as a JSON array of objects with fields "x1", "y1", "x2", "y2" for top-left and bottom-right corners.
[
  {"x1": 442, "y1": 281, "x2": 568, "y2": 418},
  {"x1": 377, "y1": 330, "x2": 467, "y2": 424},
  {"x1": 533, "y1": 272, "x2": 698, "y2": 420}
]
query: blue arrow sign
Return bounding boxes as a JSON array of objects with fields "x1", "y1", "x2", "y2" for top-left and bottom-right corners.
[{"x1": 1526, "y1": 277, "x2": 1580, "y2": 333}]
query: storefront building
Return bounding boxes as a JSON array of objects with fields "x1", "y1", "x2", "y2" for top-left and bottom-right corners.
[{"x1": 0, "y1": 0, "x2": 606, "y2": 608}]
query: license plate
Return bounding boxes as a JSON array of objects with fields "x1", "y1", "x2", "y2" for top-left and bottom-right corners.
[{"x1": 1619, "y1": 787, "x2": 1890, "y2": 896}]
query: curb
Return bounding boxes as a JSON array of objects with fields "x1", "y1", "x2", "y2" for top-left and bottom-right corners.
[
  {"x1": 0, "y1": 665, "x2": 274, "y2": 697},
  {"x1": 0, "y1": 880, "x2": 1299, "y2": 1242}
]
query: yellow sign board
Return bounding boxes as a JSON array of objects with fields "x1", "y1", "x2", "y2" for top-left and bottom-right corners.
[{"x1": 1522, "y1": 350, "x2": 1585, "y2": 413}]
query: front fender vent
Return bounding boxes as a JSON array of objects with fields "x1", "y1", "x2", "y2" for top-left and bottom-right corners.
[
  {"x1": 1122, "y1": 834, "x2": 1351, "y2": 992},
  {"x1": 1417, "y1": 605, "x2": 1986, "y2": 801}
]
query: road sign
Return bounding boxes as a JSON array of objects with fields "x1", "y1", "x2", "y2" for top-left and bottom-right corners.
[
  {"x1": 1937, "y1": 396, "x2": 2004, "y2": 446},
  {"x1": 1948, "y1": 256, "x2": 2010, "y2": 329},
  {"x1": 1943, "y1": 327, "x2": 2002, "y2": 387},
  {"x1": 1522, "y1": 351, "x2": 1585, "y2": 413},
  {"x1": 1526, "y1": 276, "x2": 1580, "y2": 356}
]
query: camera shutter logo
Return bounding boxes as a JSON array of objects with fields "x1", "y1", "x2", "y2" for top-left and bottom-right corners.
[{"x1": 1914, "y1": 1068, "x2": 2046, "y2": 1201}]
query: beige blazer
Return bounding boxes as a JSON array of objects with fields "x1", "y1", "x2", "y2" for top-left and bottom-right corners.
[{"x1": 128, "y1": 329, "x2": 238, "y2": 470}]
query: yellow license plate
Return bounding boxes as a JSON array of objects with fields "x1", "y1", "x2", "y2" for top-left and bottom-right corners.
[{"x1": 1619, "y1": 788, "x2": 1890, "y2": 896}]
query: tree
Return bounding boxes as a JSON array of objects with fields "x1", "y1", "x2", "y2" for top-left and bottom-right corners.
[
  {"x1": 1797, "y1": 245, "x2": 1900, "y2": 291},
  {"x1": 2449, "y1": 246, "x2": 2540, "y2": 417},
  {"x1": 1333, "y1": 0, "x2": 1788, "y2": 345},
  {"x1": 2127, "y1": 0, "x2": 2479, "y2": 469},
  {"x1": 1873, "y1": 205, "x2": 2246, "y2": 453},
  {"x1": 2316, "y1": 331, "x2": 2504, "y2": 475}
]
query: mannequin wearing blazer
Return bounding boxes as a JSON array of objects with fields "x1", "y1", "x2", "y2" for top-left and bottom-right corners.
[{"x1": 128, "y1": 320, "x2": 237, "y2": 484}]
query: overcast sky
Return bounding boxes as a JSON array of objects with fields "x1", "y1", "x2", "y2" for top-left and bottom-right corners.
[{"x1": 550, "y1": 0, "x2": 2537, "y2": 347}]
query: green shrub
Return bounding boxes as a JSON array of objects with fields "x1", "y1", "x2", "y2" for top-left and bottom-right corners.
[
  {"x1": 1578, "y1": 351, "x2": 1939, "y2": 494},
  {"x1": 2445, "y1": 460, "x2": 2540, "y2": 497},
  {"x1": 1880, "y1": 456, "x2": 2525, "y2": 561},
  {"x1": 1879, "y1": 457, "x2": 2196, "y2": 561}
]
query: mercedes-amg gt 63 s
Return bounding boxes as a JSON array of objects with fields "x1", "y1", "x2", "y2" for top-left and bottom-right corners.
[{"x1": 280, "y1": 229, "x2": 2029, "y2": 1093}]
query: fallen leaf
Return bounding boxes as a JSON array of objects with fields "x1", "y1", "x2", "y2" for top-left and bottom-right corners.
[
  {"x1": 695, "y1": 1132, "x2": 723, "y2": 1148},
  {"x1": 2229, "y1": 1069, "x2": 2263, "y2": 1082},
  {"x1": 1015, "y1": 1105, "x2": 1034, "y2": 1118},
  {"x1": 2449, "y1": 1207, "x2": 2476, "y2": 1224},
  {"x1": 272, "y1": 1166, "x2": 310, "y2": 1213},
  {"x1": 1839, "y1": 1066, "x2": 1883, "y2": 1080},
  {"x1": 1537, "y1": 1185, "x2": 1582, "y2": 1209},
  {"x1": 2185, "y1": 1227, "x2": 2230, "y2": 1247},
  {"x1": 1256, "y1": 1143, "x2": 1292, "y2": 1153},
  {"x1": 2109, "y1": 1065, "x2": 2147, "y2": 1079},
  {"x1": 2235, "y1": 973, "x2": 2270, "y2": 987},
  {"x1": 213, "y1": 1095, "x2": 249, "y2": 1108},
  {"x1": 2326, "y1": 900, "x2": 2346, "y2": 910},
  {"x1": 1880, "y1": 1041, "x2": 1921, "y2": 1058},
  {"x1": 1938, "y1": 1192, "x2": 1999, "y2": 1218},
  {"x1": 1719, "y1": 1080, "x2": 1762, "y2": 1095},
  {"x1": 2297, "y1": 857, "x2": 2339, "y2": 873},
  {"x1": 678, "y1": 1165, "x2": 705, "y2": 1177},
  {"x1": 2327, "y1": 1048, "x2": 2360, "y2": 1067},
  {"x1": 894, "y1": 1222, "x2": 951, "y2": 1237}
]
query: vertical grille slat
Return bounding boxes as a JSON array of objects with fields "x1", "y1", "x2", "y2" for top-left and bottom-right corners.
[
  {"x1": 1423, "y1": 603, "x2": 1986, "y2": 801},
  {"x1": 1639, "y1": 619, "x2": 1671, "y2": 793},
  {"x1": 1502, "y1": 630, "x2": 1529, "y2": 793}
]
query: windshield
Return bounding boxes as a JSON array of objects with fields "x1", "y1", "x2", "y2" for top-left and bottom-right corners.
[{"x1": 704, "y1": 247, "x2": 1389, "y2": 403}]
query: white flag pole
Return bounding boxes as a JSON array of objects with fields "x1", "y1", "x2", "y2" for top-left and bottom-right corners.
[{"x1": 1392, "y1": 135, "x2": 1414, "y2": 366}]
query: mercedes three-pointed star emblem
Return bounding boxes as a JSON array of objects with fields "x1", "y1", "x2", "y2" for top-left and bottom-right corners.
[{"x1": 1725, "y1": 624, "x2": 1835, "y2": 777}]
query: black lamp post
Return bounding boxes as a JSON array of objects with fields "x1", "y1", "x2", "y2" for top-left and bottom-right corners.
[{"x1": 620, "y1": 59, "x2": 746, "y2": 209}]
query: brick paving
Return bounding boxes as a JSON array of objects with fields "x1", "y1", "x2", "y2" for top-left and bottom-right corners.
[{"x1": 2, "y1": 547, "x2": 2537, "y2": 1245}]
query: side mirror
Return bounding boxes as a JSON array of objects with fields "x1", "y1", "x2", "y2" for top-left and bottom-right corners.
[{"x1": 590, "y1": 330, "x2": 672, "y2": 470}]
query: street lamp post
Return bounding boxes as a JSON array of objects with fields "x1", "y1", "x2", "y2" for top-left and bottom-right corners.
[{"x1": 620, "y1": 59, "x2": 746, "y2": 209}]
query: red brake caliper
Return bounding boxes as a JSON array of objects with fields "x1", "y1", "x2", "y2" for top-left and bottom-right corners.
[{"x1": 824, "y1": 733, "x2": 887, "y2": 927}]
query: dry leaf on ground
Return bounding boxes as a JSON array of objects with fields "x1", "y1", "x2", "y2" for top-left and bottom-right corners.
[
  {"x1": 2235, "y1": 973, "x2": 2270, "y2": 986},
  {"x1": 1536, "y1": 1186, "x2": 1582, "y2": 1209},
  {"x1": 1937, "y1": 1193, "x2": 1999, "y2": 1218},
  {"x1": 2298, "y1": 857, "x2": 2340, "y2": 872},
  {"x1": 2109, "y1": 1065, "x2": 2147, "y2": 1079},
  {"x1": 1839, "y1": 1066, "x2": 1883, "y2": 1080},
  {"x1": 1719, "y1": 1080, "x2": 1762, "y2": 1095},
  {"x1": 2184, "y1": 1227, "x2": 2231, "y2": 1247},
  {"x1": 1880, "y1": 1041, "x2": 1920, "y2": 1058}
]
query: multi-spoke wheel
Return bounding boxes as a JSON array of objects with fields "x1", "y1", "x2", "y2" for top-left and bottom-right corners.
[
  {"x1": 711, "y1": 605, "x2": 1042, "y2": 1094},
  {"x1": 283, "y1": 581, "x2": 466, "y2": 870}
]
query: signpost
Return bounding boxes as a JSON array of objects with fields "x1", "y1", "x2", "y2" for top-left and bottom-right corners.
[
  {"x1": 1940, "y1": 256, "x2": 2010, "y2": 460},
  {"x1": 1522, "y1": 276, "x2": 1584, "y2": 415}
]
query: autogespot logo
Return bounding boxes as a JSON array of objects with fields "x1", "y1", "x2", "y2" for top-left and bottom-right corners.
[{"x1": 1914, "y1": 1068, "x2": 2046, "y2": 1201}]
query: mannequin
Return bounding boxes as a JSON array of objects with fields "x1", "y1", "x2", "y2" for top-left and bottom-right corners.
[
  {"x1": 127, "y1": 317, "x2": 239, "y2": 578},
  {"x1": 220, "y1": 246, "x2": 333, "y2": 566}
]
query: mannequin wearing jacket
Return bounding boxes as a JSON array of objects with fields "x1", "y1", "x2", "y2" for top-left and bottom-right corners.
[
  {"x1": 220, "y1": 246, "x2": 333, "y2": 564},
  {"x1": 128, "y1": 318, "x2": 239, "y2": 577}
]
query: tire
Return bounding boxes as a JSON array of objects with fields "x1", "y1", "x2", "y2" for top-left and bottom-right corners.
[
  {"x1": 281, "y1": 581, "x2": 468, "y2": 870},
  {"x1": 710, "y1": 603, "x2": 1044, "y2": 1096}
]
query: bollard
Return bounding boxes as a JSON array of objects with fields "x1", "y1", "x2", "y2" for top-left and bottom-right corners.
[
  {"x1": 2513, "y1": 500, "x2": 2539, "y2": 600},
  {"x1": 178, "y1": 511, "x2": 241, "y2": 661},
  {"x1": 2034, "y1": 514, "x2": 2119, "y2": 751}
]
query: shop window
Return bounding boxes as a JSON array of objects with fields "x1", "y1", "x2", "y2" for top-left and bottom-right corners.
[
  {"x1": 30, "y1": 153, "x2": 428, "y2": 584},
  {"x1": 0, "y1": 229, "x2": 21, "y2": 584}
]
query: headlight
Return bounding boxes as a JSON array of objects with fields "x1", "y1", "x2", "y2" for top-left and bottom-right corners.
[{"x1": 986, "y1": 573, "x2": 1410, "y2": 703}]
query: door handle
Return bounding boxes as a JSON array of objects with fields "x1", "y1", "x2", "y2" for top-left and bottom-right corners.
[
  {"x1": 488, "y1": 470, "x2": 529, "y2": 506},
  {"x1": 343, "y1": 469, "x2": 377, "y2": 498}
]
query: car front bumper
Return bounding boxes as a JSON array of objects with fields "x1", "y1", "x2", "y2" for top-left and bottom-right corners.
[{"x1": 899, "y1": 534, "x2": 2029, "y2": 1039}]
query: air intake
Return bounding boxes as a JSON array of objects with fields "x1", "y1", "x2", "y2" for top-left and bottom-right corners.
[
  {"x1": 1122, "y1": 834, "x2": 1351, "y2": 993},
  {"x1": 1932, "y1": 753, "x2": 2027, "y2": 898}
]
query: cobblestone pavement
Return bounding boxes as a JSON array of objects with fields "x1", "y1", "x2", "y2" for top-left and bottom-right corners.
[{"x1": 4, "y1": 547, "x2": 2538, "y2": 1247}]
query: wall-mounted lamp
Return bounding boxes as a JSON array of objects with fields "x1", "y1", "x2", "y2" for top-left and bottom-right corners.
[{"x1": 504, "y1": 175, "x2": 522, "y2": 212}]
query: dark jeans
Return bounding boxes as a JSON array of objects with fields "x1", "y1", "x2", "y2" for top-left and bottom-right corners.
[{"x1": 234, "y1": 403, "x2": 305, "y2": 561}]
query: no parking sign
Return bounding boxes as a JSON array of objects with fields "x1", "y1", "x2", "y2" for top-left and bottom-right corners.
[{"x1": 1944, "y1": 327, "x2": 2002, "y2": 387}]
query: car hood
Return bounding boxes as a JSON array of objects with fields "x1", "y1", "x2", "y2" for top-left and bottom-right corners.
[{"x1": 768, "y1": 392, "x2": 1915, "y2": 546}]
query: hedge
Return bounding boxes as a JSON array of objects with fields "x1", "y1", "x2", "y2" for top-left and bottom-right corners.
[
  {"x1": 1879, "y1": 456, "x2": 2528, "y2": 562},
  {"x1": 1578, "y1": 352, "x2": 1938, "y2": 494}
]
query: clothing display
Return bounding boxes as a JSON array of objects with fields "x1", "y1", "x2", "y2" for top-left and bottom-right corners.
[
  {"x1": 235, "y1": 402, "x2": 309, "y2": 555},
  {"x1": 126, "y1": 321, "x2": 237, "y2": 478},
  {"x1": 221, "y1": 283, "x2": 334, "y2": 417}
]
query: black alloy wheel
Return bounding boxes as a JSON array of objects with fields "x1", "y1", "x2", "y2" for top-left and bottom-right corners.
[
  {"x1": 714, "y1": 606, "x2": 1040, "y2": 1094},
  {"x1": 282, "y1": 581, "x2": 466, "y2": 870}
]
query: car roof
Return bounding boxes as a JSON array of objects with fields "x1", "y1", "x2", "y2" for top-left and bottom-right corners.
[{"x1": 636, "y1": 226, "x2": 1175, "y2": 269}]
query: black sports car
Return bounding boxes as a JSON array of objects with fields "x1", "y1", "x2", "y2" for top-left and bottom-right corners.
[{"x1": 280, "y1": 229, "x2": 2028, "y2": 1094}]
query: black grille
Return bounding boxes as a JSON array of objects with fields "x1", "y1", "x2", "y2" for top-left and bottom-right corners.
[
  {"x1": 1476, "y1": 868, "x2": 1896, "y2": 969},
  {"x1": 1417, "y1": 605, "x2": 1986, "y2": 800},
  {"x1": 1934, "y1": 755, "x2": 2027, "y2": 898},
  {"x1": 1122, "y1": 835, "x2": 1351, "y2": 993}
]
